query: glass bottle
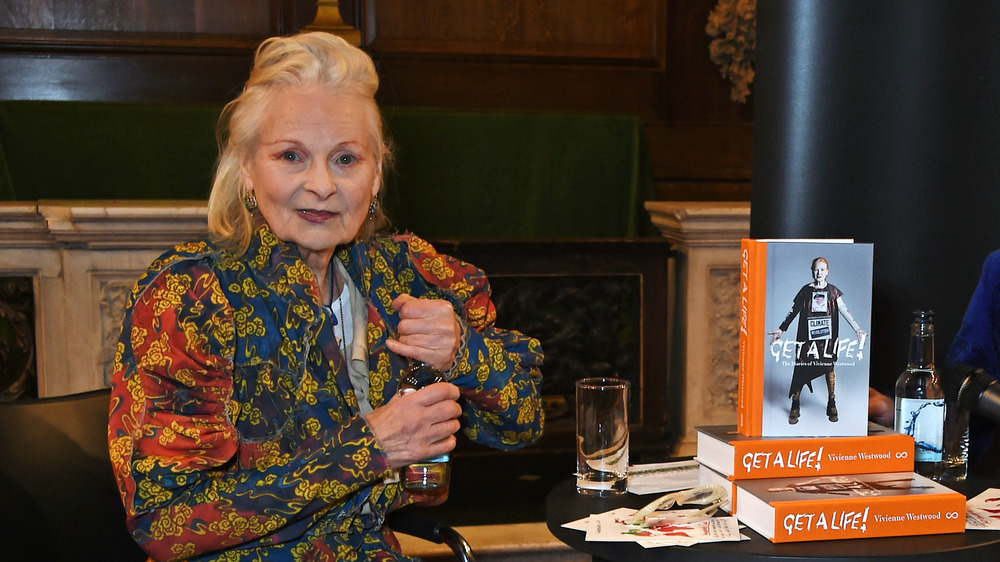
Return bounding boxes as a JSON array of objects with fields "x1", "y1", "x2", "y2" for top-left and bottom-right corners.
[
  {"x1": 399, "y1": 363, "x2": 450, "y2": 505},
  {"x1": 894, "y1": 310, "x2": 945, "y2": 480}
]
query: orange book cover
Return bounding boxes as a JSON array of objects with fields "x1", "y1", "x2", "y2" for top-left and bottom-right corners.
[
  {"x1": 738, "y1": 239, "x2": 763, "y2": 434},
  {"x1": 737, "y1": 239, "x2": 872, "y2": 437},
  {"x1": 696, "y1": 423, "x2": 914, "y2": 480},
  {"x1": 738, "y1": 239, "x2": 750, "y2": 434},
  {"x1": 734, "y1": 472, "x2": 965, "y2": 543}
]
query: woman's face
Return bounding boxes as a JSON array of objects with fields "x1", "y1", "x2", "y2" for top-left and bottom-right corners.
[
  {"x1": 242, "y1": 85, "x2": 381, "y2": 261},
  {"x1": 812, "y1": 261, "x2": 829, "y2": 283}
]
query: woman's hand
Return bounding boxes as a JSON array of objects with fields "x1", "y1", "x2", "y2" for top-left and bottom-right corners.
[
  {"x1": 386, "y1": 294, "x2": 462, "y2": 371},
  {"x1": 868, "y1": 387, "x2": 894, "y2": 427},
  {"x1": 768, "y1": 329, "x2": 783, "y2": 344},
  {"x1": 857, "y1": 329, "x2": 869, "y2": 350},
  {"x1": 364, "y1": 382, "x2": 462, "y2": 469}
]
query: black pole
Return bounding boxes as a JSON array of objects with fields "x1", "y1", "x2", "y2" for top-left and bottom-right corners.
[{"x1": 752, "y1": 0, "x2": 1000, "y2": 391}]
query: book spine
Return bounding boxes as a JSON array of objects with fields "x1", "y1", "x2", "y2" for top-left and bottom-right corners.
[
  {"x1": 738, "y1": 239, "x2": 751, "y2": 434},
  {"x1": 749, "y1": 243, "x2": 768, "y2": 435},
  {"x1": 729, "y1": 435, "x2": 915, "y2": 479},
  {"x1": 768, "y1": 494, "x2": 965, "y2": 543},
  {"x1": 738, "y1": 239, "x2": 758, "y2": 434},
  {"x1": 738, "y1": 239, "x2": 767, "y2": 436}
]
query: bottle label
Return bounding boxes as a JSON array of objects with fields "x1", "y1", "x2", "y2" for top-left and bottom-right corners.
[{"x1": 896, "y1": 398, "x2": 944, "y2": 462}]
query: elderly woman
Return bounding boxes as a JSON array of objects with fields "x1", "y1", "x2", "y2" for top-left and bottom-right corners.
[
  {"x1": 108, "y1": 32, "x2": 544, "y2": 561},
  {"x1": 769, "y1": 257, "x2": 867, "y2": 425}
]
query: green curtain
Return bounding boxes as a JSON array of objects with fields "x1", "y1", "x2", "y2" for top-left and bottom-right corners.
[
  {"x1": 0, "y1": 101, "x2": 219, "y2": 201},
  {"x1": 0, "y1": 102, "x2": 653, "y2": 239},
  {"x1": 382, "y1": 108, "x2": 653, "y2": 240}
]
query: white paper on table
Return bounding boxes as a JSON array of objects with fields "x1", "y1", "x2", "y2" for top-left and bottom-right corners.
[
  {"x1": 966, "y1": 487, "x2": 1000, "y2": 530},
  {"x1": 638, "y1": 539, "x2": 697, "y2": 548},
  {"x1": 562, "y1": 515, "x2": 590, "y2": 532},
  {"x1": 584, "y1": 507, "x2": 742, "y2": 546},
  {"x1": 627, "y1": 460, "x2": 701, "y2": 495},
  {"x1": 636, "y1": 528, "x2": 754, "y2": 547}
]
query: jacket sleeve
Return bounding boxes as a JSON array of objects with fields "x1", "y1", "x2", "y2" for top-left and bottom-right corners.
[
  {"x1": 778, "y1": 286, "x2": 806, "y2": 333},
  {"x1": 401, "y1": 236, "x2": 545, "y2": 451},
  {"x1": 107, "y1": 259, "x2": 392, "y2": 561},
  {"x1": 945, "y1": 251, "x2": 1000, "y2": 465},
  {"x1": 947, "y1": 250, "x2": 1000, "y2": 376}
]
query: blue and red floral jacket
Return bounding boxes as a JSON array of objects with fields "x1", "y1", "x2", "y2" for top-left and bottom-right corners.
[{"x1": 108, "y1": 222, "x2": 544, "y2": 561}]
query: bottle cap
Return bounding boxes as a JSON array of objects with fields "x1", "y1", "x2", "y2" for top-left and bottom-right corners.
[{"x1": 403, "y1": 362, "x2": 446, "y2": 389}]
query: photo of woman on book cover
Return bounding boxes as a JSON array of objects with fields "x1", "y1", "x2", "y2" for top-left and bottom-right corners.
[
  {"x1": 770, "y1": 257, "x2": 868, "y2": 424},
  {"x1": 764, "y1": 247, "x2": 872, "y2": 437}
]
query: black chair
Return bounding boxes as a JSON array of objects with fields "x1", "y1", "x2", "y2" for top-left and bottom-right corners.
[
  {"x1": 0, "y1": 389, "x2": 145, "y2": 561},
  {"x1": 0, "y1": 388, "x2": 473, "y2": 561},
  {"x1": 387, "y1": 506, "x2": 476, "y2": 561}
]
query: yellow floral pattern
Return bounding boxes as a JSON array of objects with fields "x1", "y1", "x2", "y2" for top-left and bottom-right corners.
[{"x1": 108, "y1": 221, "x2": 543, "y2": 561}]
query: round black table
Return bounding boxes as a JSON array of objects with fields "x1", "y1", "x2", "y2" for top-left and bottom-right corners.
[{"x1": 546, "y1": 476, "x2": 1000, "y2": 561}]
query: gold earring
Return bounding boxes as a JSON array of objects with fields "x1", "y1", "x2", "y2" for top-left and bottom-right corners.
[{"x1": 243, "y1": 191, "x2": 258, "y2": 211}]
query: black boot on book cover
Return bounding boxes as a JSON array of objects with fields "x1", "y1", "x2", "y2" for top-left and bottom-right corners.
[
  {"x1": 826, "y1": 371, "x2": 838, "y2": 422},
  {"x1": 789, "y1": 397, "x2": 800, "y2": 424}
]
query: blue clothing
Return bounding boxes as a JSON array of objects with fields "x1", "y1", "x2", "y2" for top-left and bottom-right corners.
[{"x1": 947, "y1": 250, "x2": 1000, "y2": 465}]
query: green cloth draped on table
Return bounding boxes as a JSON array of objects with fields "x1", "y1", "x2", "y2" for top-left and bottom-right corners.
[{"x1": 0, "y1": 101, "x2": 652, "y2": 239}]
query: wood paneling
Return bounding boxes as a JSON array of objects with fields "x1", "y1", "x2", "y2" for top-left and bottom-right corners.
[
  {"x1": 0, "y1": 54, "x2": 251, "y2": 103},
  {"x1": 375, "y1": 60, "x2": 662, "y2": 118},
  {"x1": 0, "y1": 0, "x2": 274, "y2": 34},
  {"x1": 0, "y1": 0, "x2": 317, "y2": 103},
  {"x1": 364, "y1": 0, "x2": 663, "y2": 65},
  {"x1": 363, "y1": 0, "x2": 751, "y2": 202},
  {"x1": 645, "y1": 122, "x2": 753, "y2": 179}
]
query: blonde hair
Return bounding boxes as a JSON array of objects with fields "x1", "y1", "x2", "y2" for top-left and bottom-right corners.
[{"x1": 207, "y1": 32, "x2": 391, "y2": 254}]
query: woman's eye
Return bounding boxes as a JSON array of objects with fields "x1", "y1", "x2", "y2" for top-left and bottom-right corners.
[
  {"x1": 334, "y1": 153, "x2": 357, "y2": 166},
  {"x1": 280, "y1": 151, "x2": 300, "y2": 162}
]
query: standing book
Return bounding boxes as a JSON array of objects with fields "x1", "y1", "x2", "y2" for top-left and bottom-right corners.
[
  {"x1": 733, "y1": 472, "x2": 965, "y2": 543},
  {"x1": 696, "y1": 423, "x2": 914, "y2": 480},
  {"x1": 739, "y1": 239, "x2": 874, "y2": 437}
]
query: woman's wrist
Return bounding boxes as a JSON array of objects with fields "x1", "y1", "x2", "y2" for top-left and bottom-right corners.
[{"x1": 442, "y1": 318, "x2": 470, "y2": 381}]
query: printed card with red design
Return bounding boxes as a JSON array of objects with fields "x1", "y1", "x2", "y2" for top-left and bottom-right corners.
[
  {"x1": 582, "y1": 507, "x2": 743, "y2": 546},
  {"x1": 966, "y1": 488, "x2": 1000, "y2": 530}
]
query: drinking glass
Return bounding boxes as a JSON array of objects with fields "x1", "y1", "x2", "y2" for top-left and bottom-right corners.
[{"x1": 575, "y1": 377, "x2": 629, "y2": 496}]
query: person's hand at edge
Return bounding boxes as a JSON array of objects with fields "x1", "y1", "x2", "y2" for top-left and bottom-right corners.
[{"x1": 868, "y1": 387, "x2": 894, "y2": 427}]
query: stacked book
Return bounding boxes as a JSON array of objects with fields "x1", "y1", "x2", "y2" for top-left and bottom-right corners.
[
  {"x1": 702, "y1": 238, "x2": 967, "y2": 543},
  {"x1": 695, "y1": 424, "x2": 965, "y2": 542}
]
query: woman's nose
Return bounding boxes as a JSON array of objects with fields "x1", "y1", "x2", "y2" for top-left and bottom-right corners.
[{"x1": 305, "y1": 163, "x2": 338, "y2": 197}]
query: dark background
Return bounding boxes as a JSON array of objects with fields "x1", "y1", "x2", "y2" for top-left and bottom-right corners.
[{"x1": 752, "y1": 1, "x2": 1000, "y2": 393}]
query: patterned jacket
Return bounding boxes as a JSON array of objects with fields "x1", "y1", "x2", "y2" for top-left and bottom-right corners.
[{"x1": 108, "y1": 222, "x2": 544, "y2": 561}]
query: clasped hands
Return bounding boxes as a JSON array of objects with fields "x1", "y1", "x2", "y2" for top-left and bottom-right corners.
[{"x1": 366, "y1": 294, "x2": 464, "y2": 470}]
